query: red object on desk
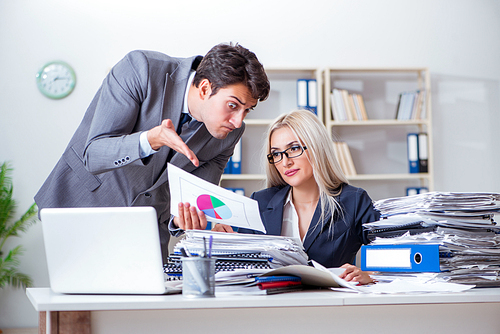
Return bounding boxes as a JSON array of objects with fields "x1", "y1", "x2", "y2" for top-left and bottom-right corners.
[{"x1": 258, "y1": 280, "x2": 303, "y2": 290}]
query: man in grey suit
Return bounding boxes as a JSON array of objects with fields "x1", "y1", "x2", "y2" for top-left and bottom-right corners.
[{"x1": 35, "y1": 43, "x2": 270, "y2": 261}]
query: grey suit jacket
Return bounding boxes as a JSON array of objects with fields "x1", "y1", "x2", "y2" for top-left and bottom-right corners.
[{"x1": 35, "y1": 50, "x2": 244, "y2": 260}]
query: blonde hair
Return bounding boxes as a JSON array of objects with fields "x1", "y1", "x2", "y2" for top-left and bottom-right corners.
[{"x1": 263, "y1": 110, "x2": 349, "y2": 233}]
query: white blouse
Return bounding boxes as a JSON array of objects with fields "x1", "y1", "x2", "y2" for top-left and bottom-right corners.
[{"x1": 281, "y1": 189, "x2": 305, "y2": 244}]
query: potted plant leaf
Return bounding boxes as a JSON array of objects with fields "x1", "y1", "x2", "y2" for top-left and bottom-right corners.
[{"x1": 0, "y1": 162, "x2": 37, "y2": 289}]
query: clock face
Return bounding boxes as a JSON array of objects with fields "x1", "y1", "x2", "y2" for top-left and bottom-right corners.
[{"x1": 36, "y1": 61, "x2": 76, "y2": 99}]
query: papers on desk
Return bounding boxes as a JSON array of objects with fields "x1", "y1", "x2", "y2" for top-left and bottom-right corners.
[
  {"x1": 168, "y1": 164, "x2": 266, "y2": 233},
  {"x1": 174, "y1": 230, "x2": 309, "y2": 267},
  {"x1": 213, "y1": 263, "x2": 474, "y2": 295},
  {"x1": 374, "y1": 191, "x2": 500, "y2": 218},
  {"x1": 214, "y1": 262, "x2": 362, "y2": 296},
  {"x1": 365, "y1": 191, "x2": 500, "y2": 287},
  {"x1": 355, "y1": 279, "x2": 475, "y2": 294}
]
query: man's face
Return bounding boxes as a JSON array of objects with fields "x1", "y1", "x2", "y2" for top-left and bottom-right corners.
[{"x1": 194, "y1": 81, "x2": 257, "y2": 139}]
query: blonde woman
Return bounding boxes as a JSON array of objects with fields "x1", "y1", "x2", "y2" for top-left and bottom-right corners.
[{"x1": 214, "y1": 110, "x2": 379, "y2": 284}]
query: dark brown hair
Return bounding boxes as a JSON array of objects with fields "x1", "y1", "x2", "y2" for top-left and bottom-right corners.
[{"x1": 193, "y1": 43, "x2": 270, "y2": 102}]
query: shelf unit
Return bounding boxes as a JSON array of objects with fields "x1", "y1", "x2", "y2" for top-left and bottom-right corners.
[
  {"x1": 324, "y1": 68, "x2": 433, "y2": 200},
  {"x1": 220, "y1": 67, "x2": 323, "y2": 196}
]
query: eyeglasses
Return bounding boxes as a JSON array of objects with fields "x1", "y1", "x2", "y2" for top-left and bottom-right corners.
[{"x1": 267, "y1": 145, "x2": 307, "y2": 164}]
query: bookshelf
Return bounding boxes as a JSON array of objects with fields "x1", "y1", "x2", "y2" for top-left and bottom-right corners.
[
  {"x1": 220, "y1": 68, "x2": 323, "y2": 196},
  {"x1": 324, "y1": 68, "x2": 433, "y2": 200}
]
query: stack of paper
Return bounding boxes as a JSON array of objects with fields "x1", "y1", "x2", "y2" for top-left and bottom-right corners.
[
  {"x1": 365, "y1": 192, "x2": 500, "y2": 287},
  {"x1": 373, "y1": 192, "x2": 500, "y2": 218},
  {"x1": 174, "y1": 230, "x2": 309, "y2": 268}
]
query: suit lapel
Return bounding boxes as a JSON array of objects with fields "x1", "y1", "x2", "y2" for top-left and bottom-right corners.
[
  {"x1": 302, "y1": 201, "x2": 331, "y2": 253},
  {"x1": 148, "y1": 56, "x2": 201, "y2": 191}
]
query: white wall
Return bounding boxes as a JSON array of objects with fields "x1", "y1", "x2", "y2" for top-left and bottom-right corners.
[{"x1": 1, "y1": 0, "x2": 499, "y2": 328}]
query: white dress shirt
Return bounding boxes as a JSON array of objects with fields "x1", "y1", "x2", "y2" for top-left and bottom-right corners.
[{"x1": 281, "y1": 189, "x2": 305, "y2": 244}]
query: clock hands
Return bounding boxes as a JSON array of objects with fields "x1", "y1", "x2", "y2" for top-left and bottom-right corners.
[{"x1": 53, "y1": 76, "x2": 70, "y2": 82}]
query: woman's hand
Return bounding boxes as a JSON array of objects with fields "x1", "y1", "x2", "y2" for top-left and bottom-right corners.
[
  {"x1": 212, "y1": 223, "x2": 235, "y2": 233},
  {"x1": 172, "y1": 202, "x2": 207, "y2": 230},
  {"x1": 339, "y1": 263, "x2": 374, "y2": 285}
]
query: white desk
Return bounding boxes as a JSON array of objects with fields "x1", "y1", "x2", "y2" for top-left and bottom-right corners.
[{"x1": 27, "y1": 287, "x2": 500, "y2": 334}]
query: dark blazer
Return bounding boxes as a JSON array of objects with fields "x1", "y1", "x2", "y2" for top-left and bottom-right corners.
[
  {"x1": 239, "y1": 184, "x2": 380, "y2": 268},
  {"x1": 35, "y1": 50, "x2": 244, "y2": 260}
]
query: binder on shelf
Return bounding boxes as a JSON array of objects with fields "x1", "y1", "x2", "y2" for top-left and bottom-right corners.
[
  {"x1": 360, "y1": 244, "x2": 441, "y2": 273},
  {"x1": 406, "y1": 187, "x2": 418, "y2": 196},
  {"x1": 418, "y1": 132, "x2": 428, "y2": 173},
  {"x1": 297, "y1": 79, "x2": 308, "y2": 110},
  {"x1": 223, "y1": 139, "x2": 242, "y2": 174},
  {"x1": 223, "y1": 158, "x2": 232, "y2": 174},
  {"x1": 419, "y1": 187, "x2": 429, "y2": 194},
  {"x1": 406, "y1": 187, "x2": 429, "y2": 196},
  {"x1": 231, "y1": 139, "x2": 242, "y2": 174},
  {"x1": 297, "y1": 79, "x2": 317, "y2": 114},
  {"x1": 407, "y1": 133, "x2": 419, "y2": 173},
  {"x1": 307, "y1": 79, "x2": 317, "y2": 114}
]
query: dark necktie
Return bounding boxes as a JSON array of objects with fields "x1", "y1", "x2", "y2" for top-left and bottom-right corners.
[
  {"x1": 167, "y1": 113, "x2": 192, "y2": 162},
  {"x1": 176, "y1": 113, "x2": 192, "y2": 135}
]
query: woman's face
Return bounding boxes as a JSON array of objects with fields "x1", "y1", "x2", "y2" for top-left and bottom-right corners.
[{"x1": 270, "y1": 127, "x2": 315, "y2": 189}]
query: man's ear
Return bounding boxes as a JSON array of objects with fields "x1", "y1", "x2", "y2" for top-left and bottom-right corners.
[{"x1": 198, "y1": 79, "x2": 212, "y2": 100}]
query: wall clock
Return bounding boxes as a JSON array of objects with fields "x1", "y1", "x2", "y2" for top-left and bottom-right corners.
[{"x1": 36, "y1": 61, "x2": 76, "y2": 99}]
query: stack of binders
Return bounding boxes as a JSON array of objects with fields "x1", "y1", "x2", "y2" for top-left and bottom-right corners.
[
  {"x1": 362, "y1": 192, "x2": 500, "y2": 287},
  {"x1": 407, "y1": 132, "x2": 428, "y2": 173}
]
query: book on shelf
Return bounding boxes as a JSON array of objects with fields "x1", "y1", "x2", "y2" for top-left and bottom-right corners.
[
  {"x1": 297, "y1": 79, "x2": 317, "y2": 114},
  {"x1": 330, "y1": 88, "x2": 367, "y2": 121},
  {"x1": 395, "y1": 90, "x2": 426, "y2": 120},
  {"x1": 332, "y1": 141, "x2": 357, "y2": 176}
]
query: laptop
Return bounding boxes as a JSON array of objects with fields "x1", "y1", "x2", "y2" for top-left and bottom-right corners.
[{"x1": 40, "y1": 206, "x2": 178, "y2": 294}]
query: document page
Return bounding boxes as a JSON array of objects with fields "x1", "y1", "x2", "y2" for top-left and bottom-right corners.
[{"x1": 168, "y1": 164, "x2": 266, "y2": 233}]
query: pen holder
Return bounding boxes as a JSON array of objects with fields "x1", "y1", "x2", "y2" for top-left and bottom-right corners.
[{"x1": 182, "y1": 257, "x2": 216, "y2": 298}]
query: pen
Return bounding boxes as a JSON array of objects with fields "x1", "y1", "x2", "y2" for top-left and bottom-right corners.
[
  {"x1": 202, "y1": 237, "x2": 207, "y2": 258},
  {"x1": 208, "y1": 235, "x2": 213, "y2": 258}
]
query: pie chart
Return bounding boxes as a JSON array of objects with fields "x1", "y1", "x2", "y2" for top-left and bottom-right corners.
[{"x1": 197, "y1": 194, "x2": 232, "y2": 220}]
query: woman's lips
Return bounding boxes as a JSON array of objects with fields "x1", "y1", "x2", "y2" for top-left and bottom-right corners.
[{"x1": 284, "y1": 169, "x2": 298, "y2": 176}]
